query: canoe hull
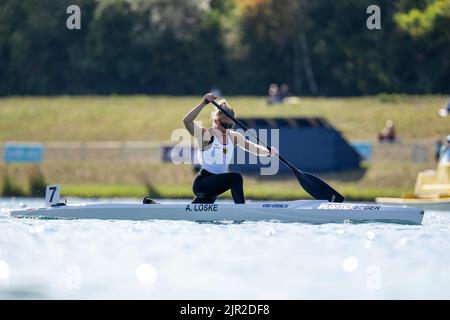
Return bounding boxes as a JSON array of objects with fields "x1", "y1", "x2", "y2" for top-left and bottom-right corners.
[{"x1": 10, "y1": 200, "x2": 424, "y2": 224}]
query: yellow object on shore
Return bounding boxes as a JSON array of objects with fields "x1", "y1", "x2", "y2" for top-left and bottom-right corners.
[
  {"x1": 414, "y1": 163, "x2": 450, "y2": 198},
  {"x1": 376, "y1": 163, "x2": 450, "y2": 210}
]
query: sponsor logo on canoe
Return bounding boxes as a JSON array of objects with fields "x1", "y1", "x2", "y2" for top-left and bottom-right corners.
[
  {"x1": 353, "y1": 204, "x2": 381, "y2": 211},
  {"x1": 185, "y1": 204, "x2": 218, "y2": 212},
  {"x1": 318, "y1": 203, "x2": 381, "y2": 211},
  {"x1": 262, "y1": 203, "x2": 289, "y2": 208}
]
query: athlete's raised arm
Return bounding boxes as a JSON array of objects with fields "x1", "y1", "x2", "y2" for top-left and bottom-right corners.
[{"x1": 183, "y1": 93, "x2": 216, "y2": 146}]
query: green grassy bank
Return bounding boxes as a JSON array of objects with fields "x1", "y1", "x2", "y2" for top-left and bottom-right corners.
[{"x1": 0, "y1": 95, "x2": 448, "y2": 142}]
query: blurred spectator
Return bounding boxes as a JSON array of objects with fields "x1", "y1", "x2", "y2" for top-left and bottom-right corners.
[
  {"x1": 435, "y1": 136, "x2": 444, "y2": 162},
  {"x1": 279, "y1": 83, "x2": 290, "y2": 102},
  {"x1": 438, "y1": 98, "x2": 450, "y2": 117},
  {"x1": 378, "y1": 119, "x2": 396, "y2": 142},
  {"x1": 266, "y1": 83, "x2": 280, "y2": 105},
  {"x1": 439, "y1": 135, "x2": 450, "y2": 165},
  {"x1": 266, "y1": 83, "x2": 294, "y2": 105}
]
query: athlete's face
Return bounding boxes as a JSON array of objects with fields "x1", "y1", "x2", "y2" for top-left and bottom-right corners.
[{"x1": 215, "y1": 117, "x2": 234, "y2": 131}]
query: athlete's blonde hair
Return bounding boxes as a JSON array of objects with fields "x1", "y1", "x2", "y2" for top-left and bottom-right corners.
[{"x1": 211, "y1": 99, "x2": 235, "y2": 121}]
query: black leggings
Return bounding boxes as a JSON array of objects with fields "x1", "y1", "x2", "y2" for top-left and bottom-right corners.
[{"x1": 192, "y1": 169, "x2": 245, "y2": 204}]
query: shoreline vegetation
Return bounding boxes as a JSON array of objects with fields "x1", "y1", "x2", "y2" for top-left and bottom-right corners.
[
  {"x1": 0, "y1": 182, "x2": 408, "y2": 202},
  {"x1": 0, "y1": 161, "x2": 427, "y2": 201},
  {"x1": 0, "y1": 95, "x2": 447, "y2": 201}
]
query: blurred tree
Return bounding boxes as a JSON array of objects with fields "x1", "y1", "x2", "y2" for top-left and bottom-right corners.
[
  {"x1": 0, "y1": 0, "x2": 448, "y2": 95},
  {"x1": 393, "y1": 0, "x2": 450, "y2": 93},
  {"x1": 0, "y1": 0, "x2": 96, "y2": 94},
  {"x1": 395, "y1": 0, "x2": 450, "y2": 36},
  {"x1": 81, "y1": 0, "x2": 233, "y2": 94}
]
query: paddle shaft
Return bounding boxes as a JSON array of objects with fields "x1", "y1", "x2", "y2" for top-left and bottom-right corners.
[{"x1": 209, "y1": 99, "x2": 345, "y2": 202}]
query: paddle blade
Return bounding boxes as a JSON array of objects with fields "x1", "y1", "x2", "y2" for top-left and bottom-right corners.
[{"x1": 291, "y1": 168, "x2": 345, "y2": 202}]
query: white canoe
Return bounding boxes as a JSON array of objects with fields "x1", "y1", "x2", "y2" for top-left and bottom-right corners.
[{"x1": 10, "y1": 200, "x2": 424, "y2": 224}]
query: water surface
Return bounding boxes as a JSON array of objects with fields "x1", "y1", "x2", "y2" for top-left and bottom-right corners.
[{"x1": 1, "y1": 197, "x2": 449, "y2": 299}]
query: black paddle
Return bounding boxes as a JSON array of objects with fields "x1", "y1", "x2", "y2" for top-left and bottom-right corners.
[{"x1": 210, "y1": 99, "x2": 345, "y2": 202}]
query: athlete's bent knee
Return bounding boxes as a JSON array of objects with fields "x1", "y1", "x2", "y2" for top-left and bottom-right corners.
[{"x1": 231, "y1": 173, "x2": 243, "y2": 184}]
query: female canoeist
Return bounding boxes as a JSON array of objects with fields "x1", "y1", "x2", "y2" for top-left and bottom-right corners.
[{"x1": 183, "y1": 93, "x2": 278, "y2": 204}]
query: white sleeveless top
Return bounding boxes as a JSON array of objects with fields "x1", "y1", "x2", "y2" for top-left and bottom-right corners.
[{"x1": 198, "y1": 131, "x2": 234, "y2": 174}]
